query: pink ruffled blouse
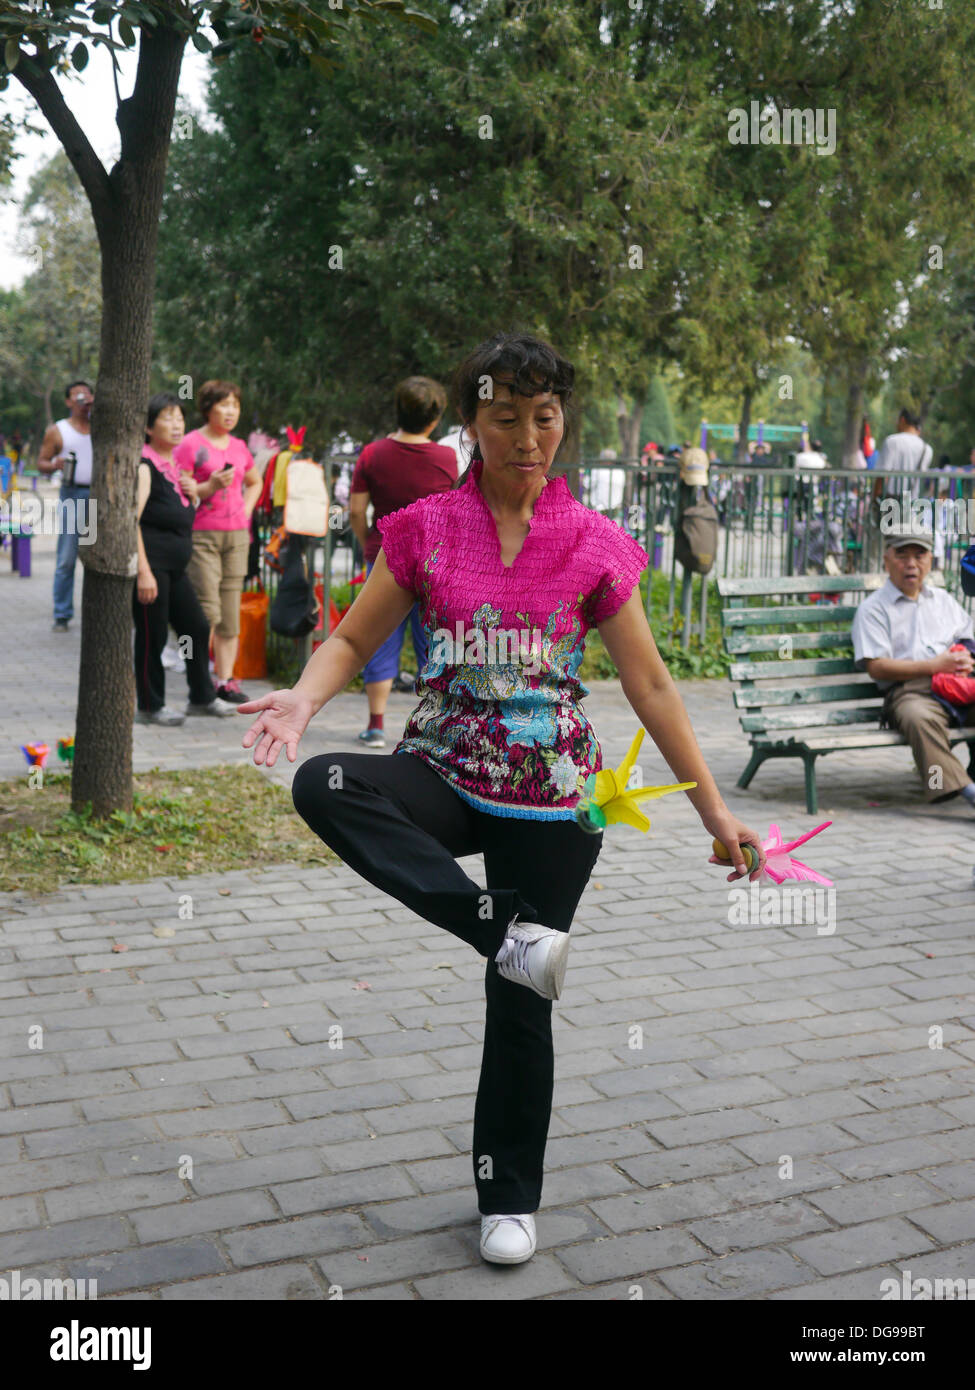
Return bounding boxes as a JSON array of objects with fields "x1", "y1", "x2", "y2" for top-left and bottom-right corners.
[{"x1": 376, "y1": 457, "x2": 649, "y2": 820}]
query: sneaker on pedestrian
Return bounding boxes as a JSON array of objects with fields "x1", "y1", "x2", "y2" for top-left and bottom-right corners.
[
  {"x1": 186, "y1": 696, "x2": 237, "y2": 718},
  {"x1": 161, "y1": 640, "x2": 186, "y2": 671},
  {"x1": 494, "y1": 918, "x2": 569, "y2": 1000},
  {"x1": 392, "y1": 671, "x2": 416, "y2": 693},
  {"x1": 135, "y1": 707, "x2": 185, "y2": 726},
  {"x1": 357, "y1": 727, "x2": 386, "y2": 748},
  {"x1": 52, "y1": 620, "x2": 70, "y2": 633},
  {"x1": 479, "y1": 1214, "x2": 536, "y2": 1264},
  {"x1": 215, "y1": 678, "x2": 248, "y2": 704}
]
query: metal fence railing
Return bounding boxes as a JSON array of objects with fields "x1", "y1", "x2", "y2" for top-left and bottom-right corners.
[{"x1": 252, "y1": 458, "x2": 975, "y2": 669}]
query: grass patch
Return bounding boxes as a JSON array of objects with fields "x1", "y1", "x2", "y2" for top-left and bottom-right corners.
[{"x1": 0, "y1": 765, "x2": 336, "y2": 897}]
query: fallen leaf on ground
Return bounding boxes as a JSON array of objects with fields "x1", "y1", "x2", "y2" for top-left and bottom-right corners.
[
  {"x1": 111, "y1": 943, "x2": 128, "y2": 953},
  {"x1": 432, "y1": 962, "x2": 452, "y2": 970},
  {"x1": 155, "y1": 844, "x2": 175, "y2": 852},
  {"x1": 153, "y1": 926, "x2": 175, "y2": 938},
  {"x1": 219, "y1": 888, "x2": 232, "y2": 896},
  {"x1": 352, "y1": 981, "x2": 371, "y2": 991}
]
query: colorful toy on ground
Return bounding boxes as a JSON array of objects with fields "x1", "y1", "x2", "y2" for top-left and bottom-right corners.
[
  {"x1": 57, "y1": 737, "x2": 75, "y2": 764},
  {"x1": 575, "y1": 728, "x2": 696, "y2": 833},
  {"x1": 714, "y1": 821, "x2": 832, "y2": 885},
  {"x1": 21, "y1": 742, "x2": 50, "y2": 768}
]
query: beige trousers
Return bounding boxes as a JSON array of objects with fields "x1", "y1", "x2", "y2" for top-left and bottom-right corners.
[{"x1": 885, "y1": 676, "x2": 975, "y2": 800}]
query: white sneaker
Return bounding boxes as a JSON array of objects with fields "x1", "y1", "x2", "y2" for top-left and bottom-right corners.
[
  {"x1": 186, "y1": 696, "x2": 237, "y2": 718},
  {"x1": 134, "y1": 706, "x2": 185, "y2": 726},
  {"x1": 494, "y1": 919, "x2": 569, "y2": 1000},
  {"x1": 480, "y1": 1214, "x2": 536, "y2": 1265}
]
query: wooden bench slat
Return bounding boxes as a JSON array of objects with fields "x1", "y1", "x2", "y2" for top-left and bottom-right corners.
[
  {"x1": 722, "y1": 605, "x2": 861, "y2": 628},
  {"x1": 718, "y1": 571, "x2": 945, "y2": 597},
  {"x1": 734, "y1": 681, "x2": 883, "y2": 709},
  {"x1": 717, "y1": 574, "x2": 885, "y2": 597},
  {"x1": 726, "y1": 631, "x2": 853, "y2": 655},
  {"x1": 729, "y1": 656, "x2": 858, "y2": 681},
  {"x1": 742, "y1": 706, "x2": 883, "y2": 733},
  {"x1": 751, "y1": 728, "x2": 975, "y2": 752}
]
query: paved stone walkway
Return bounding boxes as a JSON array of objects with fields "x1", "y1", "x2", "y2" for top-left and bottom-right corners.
[{"x1": 1, "y1": 526, "x2": 974, "y2": 1299}]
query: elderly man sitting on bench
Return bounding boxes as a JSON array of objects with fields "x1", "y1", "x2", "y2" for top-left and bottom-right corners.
[{"x1": 852, "y1": 523, "x2": 975, "y2": 808}]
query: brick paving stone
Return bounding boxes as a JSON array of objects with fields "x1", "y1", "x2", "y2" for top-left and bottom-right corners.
[
  {"x1": 0, "y1": 1215, "x2": 133, "y2": 1266},
  {"x1": 5, "y1": 615, "x2": 975, "y2": 1299},
  {"x1": 922, "y1": 1162, "x2": 975, "y2": 1200},
  {"x1": 415, "y1": 1255, "x2": 579, "y2": 1299},
  {"x1": 555, "y1": 1228, "x2": 706, "y2": 1285},
  {"x1": 0, "y1": 1193, "x2": 42, "y2": 1233},
  {"x1": 223, "y1": 1212, "x2": 376, "y2": 1266},
  {"x1": 788, "y1": 1218, "x2": 938, "y2": 1276},
  {"x1": 271, "y1": 1167, "x2": 417, "y2": 1216},
  {"x1": 132, "y1": 1191, "x2": 278, "y2": 1243},
  {"x1": 591, "y1": 1182, "x2": 729, "y2": 1232},
  {"x1": 658, "y1": 1249, "x2": 814, "y2": 1298},
  {"x1": 68, "y1": 1239, "x2": 228, "y2": 1294},
  {"x1": 188, "y1": 1149, "x2": 326, "y2": 1197},
  {"x1": 98, "y1": 1139, "x2": 237, "y2": 1178},
  {"x1": 907, "y1": 1196, "x2": 975, "y2": 1243},
  {"x1": 808, "y1": 1174, "x2": 949, "y2": 1226},
  {"x1": 825, "y1": 1135, "x2": 960, "y2": 1181},
  {"x1": 616, "y1": 1142, "x2": 753, "y2": 1188},
  {"x1": 770, "y1": 1265, "x2": 902, "y2": 1300},
  {"x1": 319, "y1": 1231, "x2": 473, "y2": 1289},
  {"x1": 687, "y1": 1198, "x2": 832, "y2": 1253}
]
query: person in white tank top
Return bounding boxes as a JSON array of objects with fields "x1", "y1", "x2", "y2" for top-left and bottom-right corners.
[{"x1": 37, "y1": 380, "x2": 94, "y2": 630}]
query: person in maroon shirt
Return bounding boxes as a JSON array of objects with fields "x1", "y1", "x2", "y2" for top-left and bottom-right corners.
[{"x1": 349, "y1": 376, "x2": 457, "y2": 745}]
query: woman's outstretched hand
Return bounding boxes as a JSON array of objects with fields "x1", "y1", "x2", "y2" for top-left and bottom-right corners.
[
  {"x1": 239, "y1": 689, "x2": 315, "y2": 767},
  {"x1": 701, "y1": 809, "x2": 766, "y2": 882}
]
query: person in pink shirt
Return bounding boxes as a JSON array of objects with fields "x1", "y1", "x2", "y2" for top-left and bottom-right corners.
[
  {"x1": 175, "y1": 380, "x2": 262, "y2": 704},
  {"x1": 239, "y1": 332, "x2": 765, "y2": 1268}
]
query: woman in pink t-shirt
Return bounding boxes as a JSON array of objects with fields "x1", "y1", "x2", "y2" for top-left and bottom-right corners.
[
  {"x1": 174, "y1": 380, "x2": 262, "y2": 704},
  {"x1": 239, "y1": 333, "x2": 765, "y2": 1267}
]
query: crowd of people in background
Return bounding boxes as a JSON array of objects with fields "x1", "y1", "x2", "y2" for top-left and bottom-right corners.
[{"x1": 6, "y1": 387, "x2": 975, "y2": 730}]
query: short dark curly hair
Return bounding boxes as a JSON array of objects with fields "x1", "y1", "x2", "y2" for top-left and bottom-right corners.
[
  {"x1": 450, "y1": 331, "x2": 574, "y2": 476},
  {"x1": 198, "y1": 379, "x2": 241, "y2": 422}
]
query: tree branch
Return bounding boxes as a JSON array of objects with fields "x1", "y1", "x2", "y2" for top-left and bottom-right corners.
[{"x1": 13, "y1": 53, "x2": 113, "y2": 230}]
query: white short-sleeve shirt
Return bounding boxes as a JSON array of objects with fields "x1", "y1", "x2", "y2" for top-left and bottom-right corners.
[{"x1": 852, "y1": 577, "x2": 974, "y2": 689}]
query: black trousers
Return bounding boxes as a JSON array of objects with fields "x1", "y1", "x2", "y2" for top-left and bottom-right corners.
[
  {"x1": 132, "y1": 560, "x2": 216, "y2": 711},
  {"x1": 291, "y1": 750, "x2": 604, "y2": 1215}
]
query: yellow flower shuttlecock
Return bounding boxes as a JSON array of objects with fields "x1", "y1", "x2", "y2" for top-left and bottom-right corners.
[{"x1": 575, "y1": 728, "x2": 696, "y2": 833}]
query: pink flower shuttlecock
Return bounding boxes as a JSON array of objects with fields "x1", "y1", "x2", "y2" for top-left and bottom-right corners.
[{"x1": 759, "y1": 822, "x2": 832, "y2": 886}]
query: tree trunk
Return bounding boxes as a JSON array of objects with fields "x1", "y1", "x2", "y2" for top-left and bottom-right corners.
[
  {"x1": 615, "y1": 390, "x2": 644, "y2": 462},
  {"x1": 68, "y1": 21, "x2": 188, "y2": 816},
  {"x1": 736, "y1": 385, "x2": 753, "y2": 464},
  {"x1": 616, "y1": 389, "x2": 646, "y2": 518},
  {"x1": 841, "y1": 359, "x2": 868, "y2": 468},
  {"x1": 560, "y1": 396, "x2": 583, "y2": 500}
]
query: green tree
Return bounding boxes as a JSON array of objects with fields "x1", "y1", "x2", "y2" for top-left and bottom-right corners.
[
  {"x1": 0, "y1": 0, "x2": 432, "y2": 817},
  {"x1": 0, "y1": 150, "x2": 100, "y2": 436},
  {"x1": 156, "y1": 0, "x2": 701, "y2": 455}
]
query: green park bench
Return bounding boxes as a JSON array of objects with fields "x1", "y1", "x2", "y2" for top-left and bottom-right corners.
[{"x1": 717, "y1": 572, "x2": 975, "y2": 814}]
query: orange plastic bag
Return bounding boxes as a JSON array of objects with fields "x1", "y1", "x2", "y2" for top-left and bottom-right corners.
[{"x1": 233, "y1": 586, "x2": 270, "y2": 679}]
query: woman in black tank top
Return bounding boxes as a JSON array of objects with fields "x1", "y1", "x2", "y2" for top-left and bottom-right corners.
[{"x1": 133, "y1": 394, "x2": 236, "y2": 725}]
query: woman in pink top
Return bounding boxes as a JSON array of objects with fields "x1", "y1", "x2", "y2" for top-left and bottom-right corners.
[
  {"x1": 174, "y1": 380, "x2": 262, "y2": 704},
  {"x1": 240, "y1": 333, "x2": 765, "y2": 1267}
]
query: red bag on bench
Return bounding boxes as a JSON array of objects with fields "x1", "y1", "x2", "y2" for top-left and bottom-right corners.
[{"x1": 931, "y1": 644, "x2": 975, "y2": 705}]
